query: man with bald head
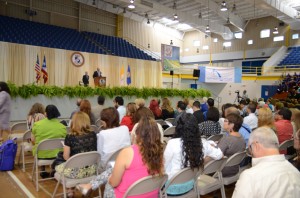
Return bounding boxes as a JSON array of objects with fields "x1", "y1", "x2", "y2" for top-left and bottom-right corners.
[
  {"x1": 93, "y1": 67, "x2": 102, "y2": 79},
  {"x1": 233, "y1": 127, "x2": 300, "y2": 198}
]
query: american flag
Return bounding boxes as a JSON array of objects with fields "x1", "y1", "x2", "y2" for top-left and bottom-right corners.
[
  {"x1": 35, "y1": 55, "x2": 41, "y2": 83},
  {"x1": 41, "y1": 55, "x2": 48, "y2": 84}
]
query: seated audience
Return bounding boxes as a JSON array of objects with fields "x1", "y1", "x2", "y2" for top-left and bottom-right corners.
[
  {"x1": 173, "y1": 101, "x2": 187, "y2": 126},
  {"x1": 199, "y1": 107, "x2": 221, "y2": 138},
  {"x1": 134, "y1": 98, "x2": 145, "y2": 109},
  {"x1": 232, "y1": 127, "x2": 300, "y2": 198},
  {"x1": 131, "y1": 107, "x2": 164, "y2": 143},
  {"x1": 164, "y1": 113, "x2": 223, "y2": 195},
  {"x1": 243, "y1": 103, "x2": 258, "y2": 130},
  {"x1": 80, "y1": 99, "x2": 95, "y2": 125},
  {"x1": 27, "y1": 103, "x2": 45, "y2": 130},
  {"x1": 219, "y1": 103, "x2": 233, "y2": 133},
  {"x1": 77, "y1": 116, "x2": 164, "y2": 197},
  {"x1": 184, "y1": 99, "x2": 194, "y2": 114},
  {"x1": 192, "y1": 101, "x2": 204, "y2": 124},
  {"x1": 274, "y1": 107, "x2": 293, "y2": 144},
  {"x1": 149, "y1": 99, "x2": 162, "y2": 120},
  {"x1": 161, "y1": 97, "x2": 175, "y2": 120},
  {"x1": 239, "y1": 100, "x2": 248, "y2": 117},
  {"x1": 97, "y1": 107, "x2": 130, "y2": 167},
  {"x1": 114, "y1": 96, "x2": 126, "y2": 122},
  {"x1": 200, "y1": 97, "x2": 208, "y2": 113},
  {"x1": 218, "y1": 113, "x2": 246, "y2": 177},
  {"x1": 120, "y1": 102, "x2": 136, "y2": 131},
  {"x1": 31, "y1": 105, "x2": 66, "y2": 178},
  {"x1": 292, "y1": 129, "x2": 300, "y2": 171},
  {"x1": 257, "y1": 107, "x2": 276, "y2": 133},
  {"x1": 54, "y1": 112, "x2": 97, "y2": 197},
  {"x1": 203, "y1": 98, "x2": 214, "y2": 120},
  {"x1": 91, "y1": 96, "x2": 105, "y2": 122}
]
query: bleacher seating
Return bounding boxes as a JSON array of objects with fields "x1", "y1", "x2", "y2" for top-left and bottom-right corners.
[
  {"x1": 0, "y1": 15, "x2": 155, "y2": 61},
  {"x1": 278, "y1": 47, "x2": 300, "y2": 66}
]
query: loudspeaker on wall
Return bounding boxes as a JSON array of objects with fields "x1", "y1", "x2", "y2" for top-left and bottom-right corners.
[
  {"x1": 193, "y1": 69, "x2": 200, "y2": 77},
  {"x1": 170, "y1": 70, "x2": 174, "y2": 75}
]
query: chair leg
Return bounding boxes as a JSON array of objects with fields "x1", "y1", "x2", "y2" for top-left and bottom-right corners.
[
  {"x1": 52, "y1": 177, "x2": 60, "y2": 198},
  {"x1": 31, "y1": 157, "x2": 36, "y2": 181},
  {"x1": 35, "y1": 162, "x2": 39, "y2": 191},
  {"x1": 62, "y1": 177, "x2": 67, "y2": 198},
  {"x1": 22, "y1": 146, "x2": 25, "y2": 172},
  {"x1": 17, "y1": 145, "x2": 22, "y2": 166}
]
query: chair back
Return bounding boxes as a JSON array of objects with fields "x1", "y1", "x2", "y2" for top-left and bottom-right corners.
[
  {"x1": 64, "y1": 151, "x2": 100, "y2": 170},
  {"x1": 156, "y1": 119, "x2": 166, "y2": 126},
  {"x1": 164, "y1": 126, "x2": 176, "y2": 136},
  {"x1": 35, "y1": 138, "x2": 64, "y2": 155},
  {"x1": 22, "y1": 130, "x2": 32, "y2": 141},
  {"x1": 105, "y1": 147, "x2": 126, "y2": 169},
  {"x1": 123, "y1": 174, "x2": 168, "y2": 198},
  {"x1": 11, "y1": 122, "x2": 27, "y2": 131},
  {"x1": 165, "y1": 118, "x2": 175, "y2": 124},
  {"x1": 207, "y1": 134, "x2": 224, "y2": 142},
  {"x1": 95, "y1": 119, "x2": 105, "y2": 128},
  {"x1": 166, "y1": 167, "x2": 200, "y2": 187},
  {"x1": 279, "y1": 139, "x2": 294, "y2": 150},
  {"x1": 90, "y1": 125, "x2": 100, "y2": 133},
  {"x1": 223, "y1": 151, "x2": 246, "y2": 168},
  {"x1": 203, "y1": 158, "x2": 227, "y2": 175}
]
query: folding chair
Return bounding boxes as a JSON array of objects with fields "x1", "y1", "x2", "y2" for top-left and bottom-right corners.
[
  {"x1": 32, "y1": 138, "x2": 64, "y2": 191},
  {"x1": 104, "y1": 147, "x2": 126, "y2": 170},
  {"x1": 207, "y1": 134, "x2": 224, "y2": 142},
  {"x1": 95, "y1": 119, "x2": 105, "y2": 128},
  {"x1": 91, "y1": 125, "x2": 100, "y2": 133},
  {"x1": 123, "y1": 174, "x2": 168, "y2": 198},
  {"x1": 165, "y1": 118, "x2": 175, "y2": 124},
  {"x1": 162, "y1": 167, "x2": 200, "y2": 198},
  {"x1": 279, "y1": 139, "x2": 295, "y2": 160},
  {"x1": 163, "y1": 126, "x2": 176, "y2": 143},
  {"x1": 156, "y1": 119, "x2": 166, "y2": 126},
  {"x1": 196, "y1": 158, "x2": 227, "y2": 198},
  {"x1": 9, "y1": 122, "x2": 28, "y2": 141},
  {"x1": 17, "y1": 130, "x2": 32, "y2": 172},
  {"x1": 222, "y1": 151, "x2": 246, "y2": 185},
  {"x1": 52, "y1": 151, "x2": 101, "y2": 198}
]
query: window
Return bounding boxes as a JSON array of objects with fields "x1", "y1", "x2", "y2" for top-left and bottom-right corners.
[
  {"x1": 193, "y1": 40, "x2": 200, "y2": 47},
  {"x1": 260, "y1": 29, "x2": 270, "y2": 38},
  {"x1": 213, "y1": 38, "x2": 218, "y2": 42},
  {"x1": 202, "y1": 45, "x2": 209, "y2": 50},
  {"x1": 248, "y1": 40, "x2": 253, "y2": 45},
  {"x1": 234, "y1": 32, "x2": 243, "y2": 39},
  {"x1": 292, "y1": 34, "x2": 299, "y2": 40},
  {"x1": 223, "y1": 42, "x2": 231, "y2": 47},
  {"x1": 273, "y1": 36, "x2": 284, "y2": 42}
]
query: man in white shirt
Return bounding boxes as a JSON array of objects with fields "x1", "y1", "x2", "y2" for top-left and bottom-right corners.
[
  {"x1": 233, "y1": 127, "x2": 300, "y2": 198},
  {"x1": 243, "y1": 103, "x2": 258, "y2": 130},
  {"x1": 114, "y1": 96, "x2": 126, "y2": 122}
]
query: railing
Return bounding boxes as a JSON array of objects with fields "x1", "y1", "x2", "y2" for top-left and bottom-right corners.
[
  {"x1": 123, "y1": 37, "x2": 161, "y2": 61},
  {"x1": 242, "y1": 66, "x2": 262, "y2": 75},
  {"x1": 242, "y1": 65, "x2": 300, "y2": 76}
]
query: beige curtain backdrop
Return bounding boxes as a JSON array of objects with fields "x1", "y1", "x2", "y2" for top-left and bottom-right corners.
[{"x1": 0, "y1": 42, "x2": 162, "y2": 88}]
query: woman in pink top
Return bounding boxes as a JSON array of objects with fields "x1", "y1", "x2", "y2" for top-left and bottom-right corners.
[{"x1": 77, "y1": 116, "x2": 164, "y2": 198}]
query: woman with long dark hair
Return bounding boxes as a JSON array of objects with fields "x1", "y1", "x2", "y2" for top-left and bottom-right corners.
[
  {"x1": 0, "y1": 82, "x2": 11, "y2": 142},
  {"x1": 77, "y1": 116, "x2": 164, "y2": 197},
  {"x1": 164, "y1": 113, "x2": 222, "y2": 195}
]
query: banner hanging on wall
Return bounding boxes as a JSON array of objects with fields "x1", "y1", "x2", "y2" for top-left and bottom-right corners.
[
  {"x1": 161, "y1": 44, "x2": 180, "y2": 71},
  {"x1": 199, "y1": 66, "x2": 242, "y2": 83}
]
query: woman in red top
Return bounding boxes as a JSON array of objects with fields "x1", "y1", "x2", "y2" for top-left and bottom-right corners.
[
  {"x1": 120, "y1": 102, "x2": 136, "y2": 132},
  {"x1": 149, "y1": 99, "x2": 162, "y2": 120}
]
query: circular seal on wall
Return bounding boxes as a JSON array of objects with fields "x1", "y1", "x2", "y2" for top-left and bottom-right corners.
[{"x1": 71, "y1": 52, "x2": 85, "y2": 67}]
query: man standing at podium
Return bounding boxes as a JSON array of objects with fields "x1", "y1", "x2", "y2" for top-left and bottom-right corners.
[{"x1": 93, "y1": 68, "x2": 102, "y2": 78}]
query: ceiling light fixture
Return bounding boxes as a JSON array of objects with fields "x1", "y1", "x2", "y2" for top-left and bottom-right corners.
[
  {"x1": 170, "y1": 40, "x2": 173, "y2": 45},
  {"x1": 173, "y1": 1, "x2": 178, "y2": 20},
  {"x1": 123, "y1": 8, "x2": 126, "y2": 13},
  {"x1": 206, "y1": 0, "x2": 210, "y2": 33},
  {"x1": 199, "y1": 2, "x2": 202, "y2": 19},
  {"x1": 220, "y1": 1, "x2": 228, "y2": 12},
  {"x1": 173, "y1": 13, "x2": 178, "y2": 20},
  {"x1": 92, "y1": 0, "x2": 96, "y2": 5},
  {"x1": 205, "y1": 25, "x2": 210, "y2": 33},
  {"x1": 147, "y1": 18, "x2": 150, "y2": 24},
  {"x1": 232, "y1": 4, "x2": 236, "y2": 13},
  {"x1": 227, "y1": 17, "x2": 230, "y2": 24},
  {"x1": 128, "y1": 0, "x2": 135, "y2": 9}
]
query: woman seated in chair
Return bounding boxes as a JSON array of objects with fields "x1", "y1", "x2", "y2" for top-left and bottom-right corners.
[
  {"x1": 292, "y1": 129, "x2": 300, "y2": 171},
  {"x1": 77, "y1": 116, "x2": 164, "y2": 198},
  {"x1": 97, "y1": 107, "x2": 131, "y2": 168},
  {"x1": 31, "y1": 104, "x2": 66, "y2": 178},
  {"x1": 164, "y1": 113, "x2": 223, "y2": 196},
  {"x1": 120, "y1": 102, "x2": 137, "y2": 132},
  {"x1": 53, "y1": 111, "x2": 97, "y2": 197},
  {"x1": 217, "y1": 113, "x2": 246, "y2": 177},
  {"x1": 27, "y1": 103, "x2": 46, "y2": 130}
]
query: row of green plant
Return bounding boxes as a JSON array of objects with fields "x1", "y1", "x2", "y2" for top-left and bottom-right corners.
[{"x1": 7, "y1": 82, "x2": 211, "y2": 99}]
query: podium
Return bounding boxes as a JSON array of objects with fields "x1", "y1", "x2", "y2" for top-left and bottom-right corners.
[{"x1": 94, "y1": 76, "x2": 106, "y2": 87}]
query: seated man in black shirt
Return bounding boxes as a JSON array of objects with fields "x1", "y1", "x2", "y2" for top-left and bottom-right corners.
[{"x1": 192, "y1": 101, "x2": 204, "y2": 124}]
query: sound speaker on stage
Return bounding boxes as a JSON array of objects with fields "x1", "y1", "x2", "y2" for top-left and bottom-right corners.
[{"x1": 193, "y1": 69, "x2": 200, "y2": 77}]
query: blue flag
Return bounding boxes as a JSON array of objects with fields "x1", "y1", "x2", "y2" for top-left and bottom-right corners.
[{"x1": 127, "y1": 65, "x2": 131, "y2": 85}]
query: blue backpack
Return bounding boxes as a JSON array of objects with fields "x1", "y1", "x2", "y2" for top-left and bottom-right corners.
[{"x1": 0, "y1": 139, "x2": 18, "y2": 171}]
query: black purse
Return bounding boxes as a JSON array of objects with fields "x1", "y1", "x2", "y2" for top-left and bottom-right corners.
[{"x1": 51, "y1": 151, "x2": 66, "y2": 169}]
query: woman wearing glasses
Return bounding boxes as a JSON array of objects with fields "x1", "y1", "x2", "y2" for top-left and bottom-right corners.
[{"x1": 218, "y1": 113, "x2": 246, "y2": 176}]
